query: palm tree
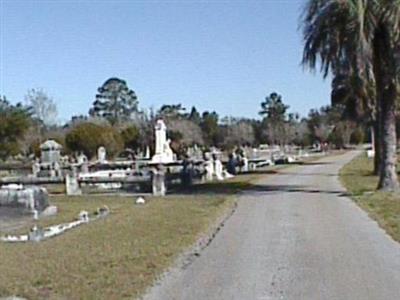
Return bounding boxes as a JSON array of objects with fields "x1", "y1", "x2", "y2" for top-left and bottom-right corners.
[
  {"x1": 331, "y1": 60, "x2": 380, "y2": 174},
  {"x1": 301, "y1": 0, "x2": 400, "y2": 191}
]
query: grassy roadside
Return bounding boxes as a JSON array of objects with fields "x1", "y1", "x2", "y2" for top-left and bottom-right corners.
[
  {"x1": 340, "y1": 154, "x2": 400, "y2": 242},
  {"x1": 0, "y1": 195, "x2": 235, "y2": 299}
]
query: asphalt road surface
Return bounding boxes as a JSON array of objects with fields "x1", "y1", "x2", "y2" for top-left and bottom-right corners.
[{"x1": 144, "y1": 151, "x2": 400, "y2": 300}]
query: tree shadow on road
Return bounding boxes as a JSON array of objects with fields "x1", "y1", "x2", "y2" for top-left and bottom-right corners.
[
  {"x1": 296, "y1": 161, "x2": 333, "y2": 166},
  {"x1": 241, "y1": 184, "x2": 350, "y2": 197},
  {"x1": 272, "y1": 172, "x2": 338, "y2": 177},
  {"x1": 172, "y1": 162, "x2": 347, "y2": 197},
  {"x1": 176, "y1": 180, "x2": 350, "y2": 198}
]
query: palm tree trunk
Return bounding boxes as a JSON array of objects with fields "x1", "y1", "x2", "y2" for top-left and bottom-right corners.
[
  {"x1": 373, "y1": 25, "x2": 399, "y2": 191},
  {"x1": 373, "y1": 115, "x2": 381, "y2": 176},
  {"x1": 377, "y1": 87, "x2": 398, "y2": 190}
]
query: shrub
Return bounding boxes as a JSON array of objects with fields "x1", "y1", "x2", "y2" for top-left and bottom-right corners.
[
  {"x1": 65, "y1": 123, "x2": 123, "y2": 159},
  {"x1": 120, "y1": 125, "x2": 140, "y2": 150},
  {"x1": 350, "y1": 128, "x2": 365, "y2": 145}
]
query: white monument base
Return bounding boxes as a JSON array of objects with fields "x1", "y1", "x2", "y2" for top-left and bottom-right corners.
[{"x1": 151, "y1": 154, "x2": 174, "y2": 164}]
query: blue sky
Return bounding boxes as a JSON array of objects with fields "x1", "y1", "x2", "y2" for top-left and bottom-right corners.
[{"x1": 0, "y1": 0, "x2": 331, "y2": 123}]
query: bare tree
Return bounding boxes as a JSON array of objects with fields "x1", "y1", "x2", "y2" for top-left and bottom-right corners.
[
  {"x1": 25, "y1": 88, "x2": 58, "y2": 126},
  {"x1": 166, "y1": 118, "x2": 204, "y2": 146},
  {"x1": 222, "y1": 118, "x2": 255, "y2": 148}
]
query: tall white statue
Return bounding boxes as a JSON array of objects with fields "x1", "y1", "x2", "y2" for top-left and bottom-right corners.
[
  {"x1": 152, "y1": 119, "x2": 174, "y2": 163},
  {"x1": 155, "y1": 120, "x2": 167, "y2": 155},
  {"x1": 97, "y1": 146, "x2": 106, "y2": 163}
]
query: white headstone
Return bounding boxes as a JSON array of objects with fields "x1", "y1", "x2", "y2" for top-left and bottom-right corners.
[
  {"x1": 136, "y1": 197, "x2": 146, "y2": 204},
  {"x1": 32, "y1": 159, "x2": 41, "y2": 177},
  {"x1": 66, "y1": 173, "x2": 82, "y2": 196},
  {"x1": 41, "y1": 205, "x2": 58, "y2": 217},
  {"x1": 40, "y1": 139, "x2": 62, "y2": 164},
  {"x1": 145, "y1": 146, "x2": 151, "y2": 159},
  {"x1": 79, "y1": 210, "x2": 89, "y2": 222},
  {"x1": 242, "y1": 157, "x2": 249, "y2": 172},
  {"x1": 214, "y1": 159, "x2": 224, "y2": 181},
  {"x1": 77, "y1": 152, "x2": 88, "y2": 165},
  {"x1": 204, "y1": 159, "x2": 214, "y2": 181},
  {"x1": 97, "y1": 146, "x2": 106, "y2": 163}
]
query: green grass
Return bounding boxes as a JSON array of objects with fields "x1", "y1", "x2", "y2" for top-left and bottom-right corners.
[
  {"x1": 340, "y1": 154, "x2": 400, "y2": 242},
  {"x1": 0, "y1": 195, "x2": 235, "y2": 299}
]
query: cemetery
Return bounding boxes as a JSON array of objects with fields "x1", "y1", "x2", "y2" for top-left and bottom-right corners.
[
  {"x1": 0, "y1": 118, "x2": 312, "y2": 240},
  {"x1": 0, "y1": 119, "x2": 310, "y2": 199},
  {"x1": 3, "y1": 0, "x2": 400, "y2": 298},
  {"x1": 0, "y1": 117, "x2": 319, "y2": 298}
]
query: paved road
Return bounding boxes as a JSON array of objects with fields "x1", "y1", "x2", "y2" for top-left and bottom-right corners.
[{"x1": 144, "y1": 151, "x2": 400, "y2": 300}]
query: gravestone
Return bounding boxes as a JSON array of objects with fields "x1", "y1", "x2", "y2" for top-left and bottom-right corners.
[
  {"x1": 32, "y1": 159, "x2": 40, "y2": 177},
  {"x1": 78, "y1": 153, "x2": 89, "y2": 173},
  {"x1": 41, "y1": 205, "x2": 58, "y2": 217},
  {"x1": 39, "y1": 140, "x2": 63, "y2": 178},
  {"x1": 204, "y1": 158, "x2": 214, "y2": 181},
  {"x1": 81, "y1": 161, "x2": 89, "y2": 174},
  {"x1": 79, "y1": 210, "x2": 89, "y2": 222},
  {"x1": 77, "y1": 152, "x2": 88, "y2": 165},
  {"x1": 242, "y1": 156, "x2": 249, "y2": 172},
  {"x1": 97, "y1": 146, "x2": 107, "y2": 163},
  {"x1": 214, "y1": 158, "x2": 224, "y2": 181},
  {"x1": 65, "y1": 173, "x2": 82, "y2": 196},
  {"x1": 152, "y1": 165, "x2": 166, "y2": 196},
  {"x1": 151, "y1": 120, "x2": 174, "y2": 163},
  {"x1": 53, "y1": 161, "x2": 61, "y2": 177},
  {"x1": 136, "y1": 197, "x2": 146, "y2": 204},
  {"x1": 28, "y1": 225, "x2": 44, "y2": 242},
  {"x1": 40, "y1": 140, "x2": 62, "y2": 165},
  {"x1": 145, "y1": 146, "x2": 151, "y2": 159},
  {"x1": 227, "y1": 154, "x2": 237, "y2": 175},
  {"x1": 0, "y1": 186, "x2": 49, "y2": 213},
  {"x1": 204, "y1": 152, "x2": 214, "y2": 181}
]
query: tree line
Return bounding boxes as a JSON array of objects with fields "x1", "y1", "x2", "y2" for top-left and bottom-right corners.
[{"x1": 0, "y1": 76, "x2": 366, "y2": 162}]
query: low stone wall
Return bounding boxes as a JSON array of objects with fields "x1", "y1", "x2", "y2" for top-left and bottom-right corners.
[{"x1": 0, "y1": 186, "x2": 49, "y2": 213}]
